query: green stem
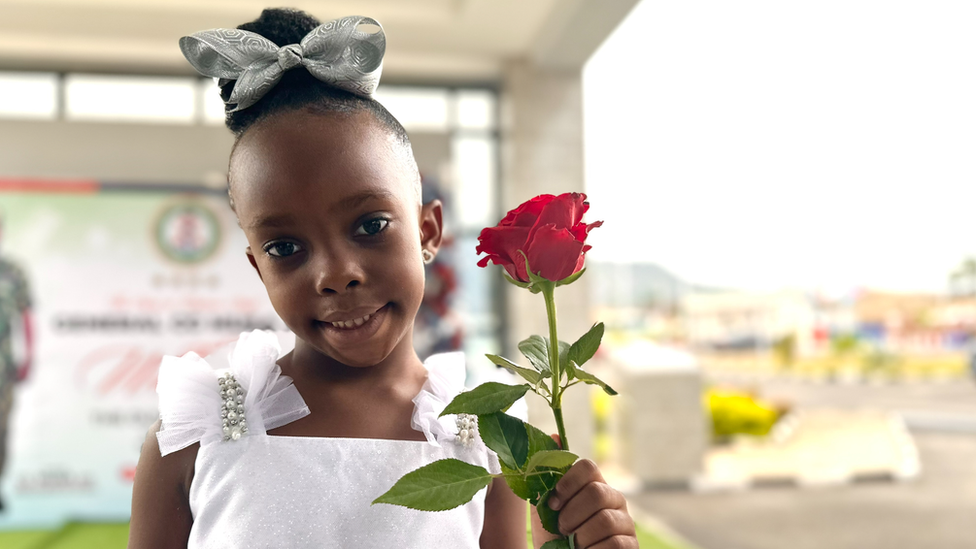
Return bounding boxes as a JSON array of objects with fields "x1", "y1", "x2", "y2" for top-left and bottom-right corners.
[
  {"x1": 553, "y1": 407, "x2": 568, "y2": 451},
  {"x1": 541, "y1": 282, "x2": 569, "y2": 451}
]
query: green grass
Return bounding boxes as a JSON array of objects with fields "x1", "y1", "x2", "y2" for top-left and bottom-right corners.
[
  {"x1": 0, "y1": 529, "x2": 54, "y2": 549},
  {"x1": 0, "y1": 523, "x2": 129, "y2": 549},
  {"x1": 2, "y1": 520, "x2": 694, "y2": 548}
]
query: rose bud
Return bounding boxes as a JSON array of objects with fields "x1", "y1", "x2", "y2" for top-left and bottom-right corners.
[{"x1": 475, "y1": 193, "x2": 602, "y2": 283}]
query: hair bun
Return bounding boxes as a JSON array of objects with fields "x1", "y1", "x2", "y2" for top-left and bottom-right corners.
[{"x1": 238, "y1": 8, "x2": 321, "y2": 47}]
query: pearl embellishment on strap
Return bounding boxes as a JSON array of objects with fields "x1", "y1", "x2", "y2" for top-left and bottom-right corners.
[
  {"x1": 455, "y1": 413, "x2": 477, "y2": 447},
  {"x1": 218, "y1": 372, "x2": 248, "y2": 441}
]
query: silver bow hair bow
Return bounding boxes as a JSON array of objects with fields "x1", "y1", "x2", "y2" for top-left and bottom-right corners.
[{"x1": 179, "y1": 15, "x2": 386, "y2": 112}]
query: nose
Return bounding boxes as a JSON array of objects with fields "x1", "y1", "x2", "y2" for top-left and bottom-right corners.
[{"x1": 313, "y1": 246, "x2": 364, "y2": 295}]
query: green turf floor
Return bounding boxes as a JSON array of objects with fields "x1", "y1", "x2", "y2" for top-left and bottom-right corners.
[{"x1": 0, "y1": 521, "x2": 692, "y2": 548}]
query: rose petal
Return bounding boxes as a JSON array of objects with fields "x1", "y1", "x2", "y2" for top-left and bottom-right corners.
[
  {"x1": 571, "y1": 219, "x2": 603, "y2": 243},
  {"x1": 525, "y1": 224, "x2": 586, "y2": 282},
  {"x1": 536, "y1": 193, "x2": 586, "y2": 229},
  {"x1": 476, "y1": 226, "x2": 531, "y2": 281},
  {"x1": 499, "y1": 195, "x2": 555, "y2": 227}
]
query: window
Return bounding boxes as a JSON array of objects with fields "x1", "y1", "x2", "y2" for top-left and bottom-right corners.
[
  {"x1": 64, "y1": 74, "x2": 196, "y2": 124},
  {"x1": 0, "y1": 72, "x2": 58, "y2": 120}
]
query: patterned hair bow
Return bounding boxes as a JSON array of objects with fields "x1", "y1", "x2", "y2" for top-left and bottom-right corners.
[{"x1": 179, "y1": 15, "x2": 385, "y2": 112}]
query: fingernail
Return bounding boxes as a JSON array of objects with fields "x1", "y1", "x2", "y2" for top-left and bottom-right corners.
[{"x1": 548, "y1": 496, "x2": 561, "y2": 510}]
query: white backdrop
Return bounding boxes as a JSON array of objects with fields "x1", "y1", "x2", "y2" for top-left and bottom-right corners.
[{"x1": 0, "y1": 187, "x2": 284, "y2": 529}]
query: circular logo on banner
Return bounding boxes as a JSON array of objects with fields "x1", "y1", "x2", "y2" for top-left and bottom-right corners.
[{"x1": 155, "y1": 201, "x2": 221, "y2": 264}]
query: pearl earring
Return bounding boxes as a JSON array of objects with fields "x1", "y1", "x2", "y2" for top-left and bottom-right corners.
[{"x1": 422, "y1": 249, "x2": 435, "y2": 264}]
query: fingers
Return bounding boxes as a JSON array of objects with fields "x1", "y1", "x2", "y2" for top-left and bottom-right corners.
[
  {"x1": 556, "y1": 480, "x2": 626, "y2": 532},
  {"x1": 587, "y1": 534, "x2": 641, "y2": 549},
  {"x1": 571, "y1": 508, "x2": 637, "y2": 548},
  {"x1": 548, "y1": 459, "x2": 604, "y2": 510},
  {"x1": 548, "y1": 459, "x2": 637, "y2": 548}
]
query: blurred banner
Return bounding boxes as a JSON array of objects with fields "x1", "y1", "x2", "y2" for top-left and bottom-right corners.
[{"x1": 0, "y1": 182, "x2": 284, "y2": 529}]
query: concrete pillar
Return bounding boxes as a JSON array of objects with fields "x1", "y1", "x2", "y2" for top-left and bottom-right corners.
[{"x1": 499, "y1": 60, "x2": 595, "y2": 458}]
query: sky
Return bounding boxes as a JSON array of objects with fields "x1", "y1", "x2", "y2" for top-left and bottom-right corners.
[{"x1": 582, "y1": 0, "x2": 976, "y2": 294}]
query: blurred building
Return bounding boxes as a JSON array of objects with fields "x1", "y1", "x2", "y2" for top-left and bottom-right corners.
[
  {"x1": 856, "y1": 291, "x2": 973, "y2": 353},
  {"x1": 682, "y1": 290, "x2": 856, "y2": 355},
  {"x1": 683, "y1": 288, "x2": 975, "y2": 357}
]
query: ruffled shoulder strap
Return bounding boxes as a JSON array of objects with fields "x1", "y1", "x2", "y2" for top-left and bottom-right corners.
[
  {"x1": 155, "y1": 330, "x2": 310, "y2": 456},
  {"x1": 411, "y1": 352, "x2": 501, "y2": 474}
]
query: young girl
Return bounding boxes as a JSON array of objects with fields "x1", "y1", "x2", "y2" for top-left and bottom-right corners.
[{"x1": 128, "y1": 8, "x2": 637, "y2": 549}]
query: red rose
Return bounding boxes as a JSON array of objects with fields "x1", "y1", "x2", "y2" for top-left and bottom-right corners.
[{"x1": 476, "y1": 193, "x2": 603, "y2": 282}]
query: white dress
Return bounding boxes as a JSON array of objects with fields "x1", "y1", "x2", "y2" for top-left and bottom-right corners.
[{"x1": 155, "y1": 330, "x2": 500, "y2": 549}]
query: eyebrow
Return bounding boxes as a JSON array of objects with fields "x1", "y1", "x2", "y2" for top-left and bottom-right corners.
[
  {"x1": 335, "y1": 189, "x2": 397, "y2": 211},
  {"x1": 247, "y1": 213, "x2": 293, "y2": 230},
  {"x1": 245, "y1": 188, "x2": 398, "y2": 230}
]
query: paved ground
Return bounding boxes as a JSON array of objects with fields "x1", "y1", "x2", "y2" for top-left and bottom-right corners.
[
  {"x1": 628, "y1": 377, "x2": 976, "y2": 549},
  {"x1": 633, "y1": 432, "x2": 976, "y2": 549}
]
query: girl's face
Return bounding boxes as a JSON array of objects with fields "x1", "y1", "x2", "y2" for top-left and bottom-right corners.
[{"x1": 230, "y1": 109, "x2": 441, "y2": 368}]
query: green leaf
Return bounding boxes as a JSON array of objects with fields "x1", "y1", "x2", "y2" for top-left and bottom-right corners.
[
  {"x1": 569, "y1": 361, "x2": 618, "y2": 396},
  {"x1": 516, "y1": 252, "x2": 545, "y2": 294},
  {"x1": 525, "y1": 450, "x2": 578, "y2": 474},
  {"x1": 478, "y1": 412, "x2": 529, "y2": 470},
  {"x1": 555, "y1": 267, "x2": 586, "y2": 287},
  {"x1": 519, "y1": 335, "x2": 551, "y2": 373},
  {"x1": 520, "y1": 251, "x2": 550, "y2": 285},
  {"x1": 440, "y1": 382, "x2": 531, "y2": 417},
  {"x1": 537, "y1": 491, "x2": 562, "y2": 535},
  {"x1": 485, "y1": 354, "x2": 548, "y2": 386},
  {"x1": 500, "y1": 462, "x2": 533, "y2": 500},
  {"x1": 540, "y1": 540, "x2": 571, "y2": 549},
  {"x1": 372, "y1": 459, "x2": 493, "y2": 511},
  {"x1": 502, "y1": 271, "x2": 531, "y2": 289},
  {"x1": 557, "y1": 339, "x2": 572, "y2": 381},
  {"x1": 568, "y1": 322, "x2": 604, "y2": 369},
  {"x1": 526, "y1": 422, "x2": 561, "y2": 454},
  {"x1": 526, "y1": 466, "x2": 563, "y2": 504},
  {"x1": 565, "y1": 359, "x2": 578, "y2": 381}
]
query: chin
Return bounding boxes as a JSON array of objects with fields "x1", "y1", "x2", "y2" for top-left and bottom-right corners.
[
  {"x1": 337, "y1": 353, "x2": 392, "y2": 369},
  {"x1": 307, "y1": 325, "x2": 406, "y2": 369}
]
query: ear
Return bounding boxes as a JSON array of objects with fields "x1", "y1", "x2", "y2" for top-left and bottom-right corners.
[
  {"x1": 245, "y1": 247, "x2": 263, "y2": 281},
  {"x1": 419, "y1": 200, "x2": 444, "y2": 256}
]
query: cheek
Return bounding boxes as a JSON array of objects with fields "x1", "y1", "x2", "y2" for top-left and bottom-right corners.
[
  {"x1": 387, "y1": 240, "x2": 426, "y2": 302},
  {"x1": 259, "y1": 268, "x2": 305, "y2": 317}
]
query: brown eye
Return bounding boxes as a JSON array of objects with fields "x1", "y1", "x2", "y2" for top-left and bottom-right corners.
[
  {"x1": 263, "y1": 241, "x2": 303, "y2": 258},
  {"x1": 355, "y1": 218, "x2": 389, "y2": 236}
]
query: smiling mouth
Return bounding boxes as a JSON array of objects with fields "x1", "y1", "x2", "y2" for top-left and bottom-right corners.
[
  {"x1": 329, "y1": 313, "x2": 372, "y2": 330},
  {"x1": 317, "y1": 304, "x2": 389, "y2": 332}
]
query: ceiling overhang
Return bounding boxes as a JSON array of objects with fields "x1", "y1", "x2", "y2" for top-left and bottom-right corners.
[{"x1": 0, "y1": 0, "x2": 638, "y2": 82}]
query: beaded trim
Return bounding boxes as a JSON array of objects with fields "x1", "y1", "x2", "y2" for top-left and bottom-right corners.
[
  {"x1": 218, "y1": 372, "x2": 248, "y2": 441},
  {"x1": 455, "y1": 413, "x2": 477, "y2": 447}
]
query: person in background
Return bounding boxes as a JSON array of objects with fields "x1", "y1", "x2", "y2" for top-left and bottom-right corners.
[{"x1": 0, "y1": 215, "x2": 34, "y2": 512}]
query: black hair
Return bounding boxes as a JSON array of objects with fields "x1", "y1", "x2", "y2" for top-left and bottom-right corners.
[
  {"x1": 220, "y1": 7, "x2": 410, "y2": 148},
  {"x1": 221, "y1": 8, "x2": 420, "y2": 212}
]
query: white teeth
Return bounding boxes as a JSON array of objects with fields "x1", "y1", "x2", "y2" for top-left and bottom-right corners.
[{"x1": 328, "y1": 313, "x2": 373, "y2": 330}]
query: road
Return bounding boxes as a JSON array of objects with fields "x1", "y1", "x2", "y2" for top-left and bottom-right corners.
[{"x1": 631, "y1": 378, "x2": 976, "y2": 549}]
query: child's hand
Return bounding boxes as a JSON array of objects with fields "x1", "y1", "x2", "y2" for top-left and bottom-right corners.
[{"x1": 546, "y1": 459, "x2": 638, "y2": 548}]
